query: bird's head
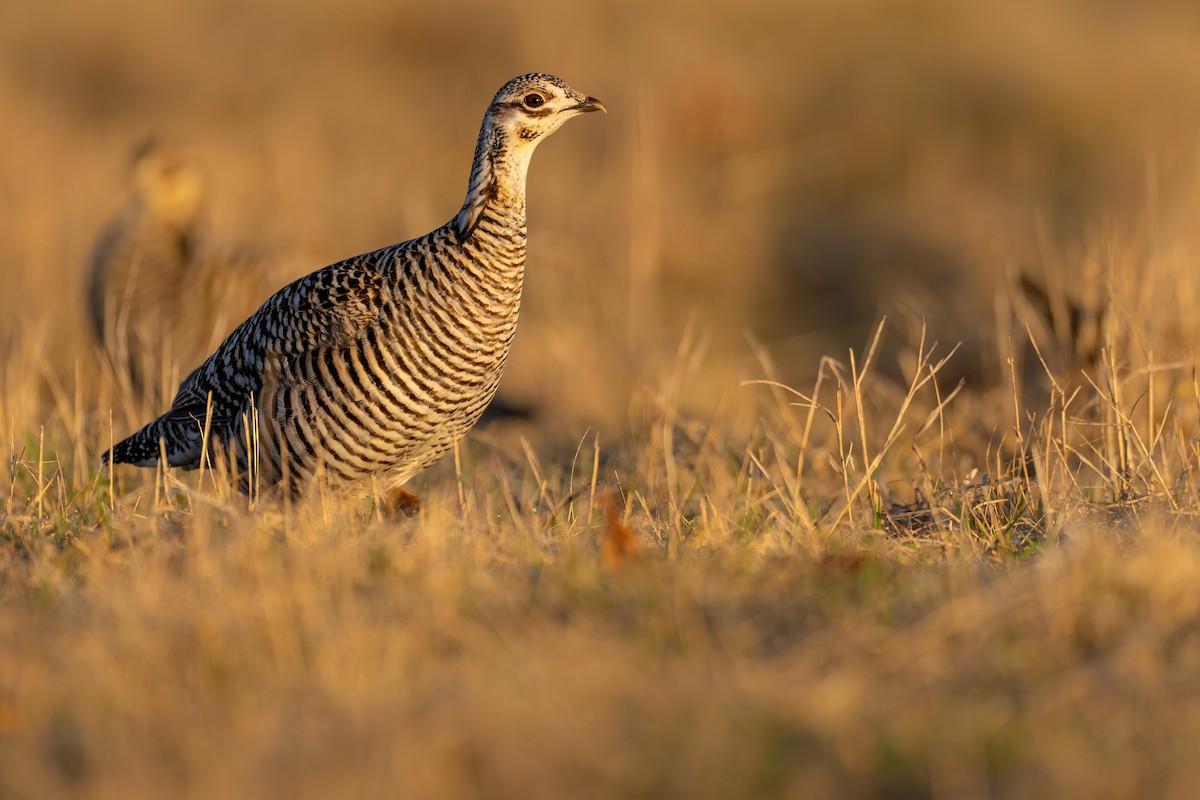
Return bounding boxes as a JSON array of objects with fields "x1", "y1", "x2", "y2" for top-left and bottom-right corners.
[
  {"x1": 485, "y1": 73, "x2": 606, "y2": 148},
  {"x1": 128, "y1": 138, "x2": 204, "y2": 227},
  {"x1": 455, "y1": 73, "x2": 604, "y2": 238}
]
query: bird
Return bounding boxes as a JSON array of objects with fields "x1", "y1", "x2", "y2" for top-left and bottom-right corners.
[
  {"x1": 87, "y1": 139, "x2": 205, "y2": 397},
  {"x1": 105, "y1": 73, "x2": 605, "y2": 505},
  {"x1": 87, "y1": 140, "x2": 280, "y2": 400},
  {"x1": 1015, "y1": 270, "x2": 1106, "y2": 372}
]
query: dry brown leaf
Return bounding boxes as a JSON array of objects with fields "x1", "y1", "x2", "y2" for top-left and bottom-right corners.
[{"x1": 601, "y1": 490, "x2": 642, "y2": 570}]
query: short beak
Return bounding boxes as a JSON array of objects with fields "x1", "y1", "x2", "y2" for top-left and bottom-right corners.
[{"x1": 573, "y1": 96, "x2": 607, "y2": 114}]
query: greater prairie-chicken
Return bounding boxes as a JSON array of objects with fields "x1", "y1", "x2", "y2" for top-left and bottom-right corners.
[
  {"x1": 87, "y1": 139, "x2": 203, "y2": 394},
  {"x1": 87, "y1": 140, "x2": 278, "y2": 398},
  {"x1": 105, "y1": 73, "x2": 604, "y2": 501}
]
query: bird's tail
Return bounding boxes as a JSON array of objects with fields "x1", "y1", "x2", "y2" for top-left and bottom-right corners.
[{"x1": 104, "y1": 415, "x2": 204, "y2": 468}]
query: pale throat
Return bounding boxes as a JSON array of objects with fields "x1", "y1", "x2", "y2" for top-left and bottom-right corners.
[
  {"x1": 455, "y1": 115, "x2": 545, "y2": 238},
  {"x1": 486, "y1": 138, "x2": 537, "y2": 208}
]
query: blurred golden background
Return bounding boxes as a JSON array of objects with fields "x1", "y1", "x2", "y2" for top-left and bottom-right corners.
[
  {"x1": 5, "y1": 0, "x2": 1200, "y2": 441},
  {"x1": 8, "y1": 4, "x2": 1200, "y2": 797}
]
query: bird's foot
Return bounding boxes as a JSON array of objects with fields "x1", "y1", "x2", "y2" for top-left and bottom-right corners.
[{"x1": 382, "y1": 487, "x2": 422, "y2": 519}]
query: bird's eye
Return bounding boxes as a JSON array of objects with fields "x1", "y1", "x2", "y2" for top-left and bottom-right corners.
[{"x1": 523, "y1": 93, "x2": 545, "y2": 109}]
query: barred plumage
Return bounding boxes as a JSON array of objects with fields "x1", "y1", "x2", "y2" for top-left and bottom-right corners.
[{"x1": 105, "y1": 74, "x2": 604, "y2": 497}]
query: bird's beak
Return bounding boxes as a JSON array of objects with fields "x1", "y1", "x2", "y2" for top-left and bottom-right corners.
[{"x1": 572, "y1": 96, "x2": 607, "y2": 114}]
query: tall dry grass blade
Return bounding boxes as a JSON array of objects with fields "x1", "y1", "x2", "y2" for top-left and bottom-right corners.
[
  {"x1": 198, "y1": 390, "x2": 215, "y2": 495},
  {"x1": 454, "y1": 438, "x2": 468, "y2": 518},
  {"x1": 520, "y1": 436, "x2": 552, "y2": 515},
  {"x1": 588, "y1": 433, "x2": 601, "y2": 526},
  {"x1": 36, "y1": 426, "x2": 44, "y2": 519}
]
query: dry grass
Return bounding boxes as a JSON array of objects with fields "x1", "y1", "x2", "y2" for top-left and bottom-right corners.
[{"x1": 5, "y1": 0, "x2": 1200, "y2": 797}]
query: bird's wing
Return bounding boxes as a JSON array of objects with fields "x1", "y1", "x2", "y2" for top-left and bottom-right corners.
[{"x1": 159, "y1": 251, "x2": 392, "y2": 428}]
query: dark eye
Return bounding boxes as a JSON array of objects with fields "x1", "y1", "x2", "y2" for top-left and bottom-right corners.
[{"x1": 523, "y1": 93, "x2": 545, "y2": 109}]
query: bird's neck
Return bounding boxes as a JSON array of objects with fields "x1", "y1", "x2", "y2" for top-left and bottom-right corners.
[{"x1": 454, "y1": 119, "x2": 531, "y2": 239}]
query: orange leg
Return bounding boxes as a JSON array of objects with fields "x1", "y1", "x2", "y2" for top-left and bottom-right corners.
[{"x1": 383, "y1": 487, "x2": 423, "y2": 519}]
